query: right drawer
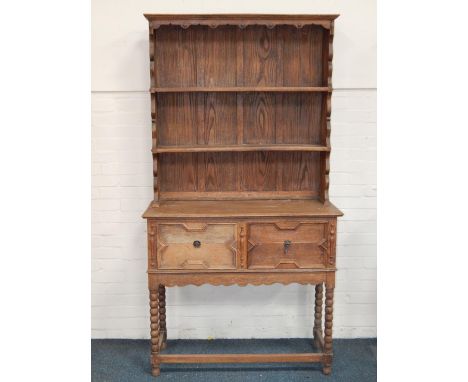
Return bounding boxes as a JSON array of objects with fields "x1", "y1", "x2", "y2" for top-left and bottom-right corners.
[{"x1": 247, "y1": 221, "x2": 332, "y2": 270}]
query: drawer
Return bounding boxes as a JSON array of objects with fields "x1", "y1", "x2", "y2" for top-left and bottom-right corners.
[
  {"x1": 157, "y1": 222, "x2": 237, "y2": 270},
  {"x1": 247, "y1": 221, "x2": 330, "y2": 269}
]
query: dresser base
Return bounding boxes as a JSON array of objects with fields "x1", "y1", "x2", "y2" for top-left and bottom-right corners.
[
  {"x1": 149, "y1": 279, "x2": 335, "y2": 377},
  {"x1": 144, "y1": 200, "x2": 340, "y2": 377}
]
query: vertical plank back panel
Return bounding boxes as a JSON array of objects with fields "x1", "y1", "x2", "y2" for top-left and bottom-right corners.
[
  {"x1": 155, "y1": 26, "x2": 197, "y2": 87},
  {"x1": 159, "y1": 153, "x2": 198, "y2": 192},
  {"x1": 198, "y1": 153, "x2": 239, "y2": 192},
  {"x1": 243, "y1": 93, "x2": 276, "y2": 144},
  {"x1": 243, "y1": 26, "x2": 282, "y2": 86},
  {"x1": 241, "y1": 152, "x2": 279, "y2": 191},
  {"x1": 275, "y1": 93, "x2": 323, "y2": 144},
  {"x1": 196, "y1": 26, "x2": 237, "y2": 87},
  {"x1": 157, "y1": 93, "x2": 197, "y2": 146},
  {"x1": 158, "y1": 151, "x2": 320, "y2": 197},
  {"x1": 196, "y1": 93, "x2": 238, "y2": 145},
  {"x1": 280, "y1": 152, "x2": 321, "y2": 192},
  {"x1": 153, "y1": 21, "x2": 331, "y2": 201}
]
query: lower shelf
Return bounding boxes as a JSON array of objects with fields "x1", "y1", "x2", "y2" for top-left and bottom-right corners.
[
  {"x1": 150, "y1": 338, "x2": 333, "y2": 376},
  {"x1": 155, "y1": 352, "x2": 325, "y2": 364}
]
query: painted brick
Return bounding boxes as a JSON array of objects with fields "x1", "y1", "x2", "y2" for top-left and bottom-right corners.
[
  {"x1": 92, "y1": 293, "x2": 148, "y2": 307},
  {"x1": 118, "y1": 186, "x2": 152, "y2": 199},
  {"x1": 120, "y1": 198, "x2": 151, "y2": 212},
  {"x1": 339, "y1": 209, "x2": 377, "y2": 221},
  {"x1": 337, "y1": 245, "x2": 376, "y2": 258},
  {"x1": 338, "y1": 220, "x2": 376, "y2": 234},
  {"x1": 92, "y1": 199, "x2": 120, "y2": 211},
  {"x1": 92, "y1": 174, "x2": 119, "y2": 187},
  {"x1": 118, "y1": 174, "x2": 152, "y2": 187}
]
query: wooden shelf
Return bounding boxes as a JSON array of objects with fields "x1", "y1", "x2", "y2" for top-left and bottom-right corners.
[
  {"x1": 150, "y1": 86, "x2": 330, "y2": 93},
  {"x1": 153, "y1": 144, "x2": 330, "y2": 153}
]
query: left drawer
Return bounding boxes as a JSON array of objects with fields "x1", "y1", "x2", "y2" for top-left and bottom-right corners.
[{"x1": 153, "y1": 222, "x2": 238, "y2": 270}]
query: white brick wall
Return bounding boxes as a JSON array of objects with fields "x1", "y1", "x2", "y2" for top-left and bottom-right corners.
[{"x1": 91, "y1": 89, "x2": 376, "y2": 339}]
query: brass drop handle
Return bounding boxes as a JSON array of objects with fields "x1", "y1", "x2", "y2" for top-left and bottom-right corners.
[
  {"x1": 193, "y1": 240, "x2": 201, "y2": 248},
  {"x1": 283, "y1": 240, "x2": 292, "y2": 255}
]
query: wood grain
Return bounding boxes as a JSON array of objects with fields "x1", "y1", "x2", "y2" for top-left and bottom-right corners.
[
  {"x1": 159, "y1": 191, "x2": 317, "y2": 200},
  {"x1": 159, "y1": 153, "x2": 197, "y2": 192},
  {"x1": 158, "y1": 93, "x2": 323, "y2": 148},
  {"x1": 149, "y1": 290, "x2": 160, "y2": 376},
  {"x1": 157, "y1": 91, "x2": 323, "y2": 150},
  {"x1": 313, "y1": 283, "x2": 324, "y2": 350},
  {"x1": 144, "y1": 14, "x2": 339, "y2": 29},
  {"x1": 320, "y1": 22, "x2": 334, "y2": 202},
  {"x1": 157, "y1": 223, "x2": 237, "y2": 270},
  {"x1": 196, "y1": 26, "x2": 237, "y2": 87},
  {"x1": 281, "y1": 25, "x2": 324, "y2": 86},
  {"x1": 196, "y1": 93, "x2": 237, "y2": 145},
  {"x1": 156, "y1": 353, "x2": 324, "y2": 363},
  {"x1": 159, "y1": 151, "x2": 321, "y2": 197},
  {"x1": 143, "y1": 199, "x2": 343, "y2": 218},
  {"x1": 243, "y1": 26, "x2": 282, "y2": 86},
  {"x1": 149, "y1": 270, "x2": 331, "y2": 287},
  {"x1": 158, "y1": 285, "x2": 167, "y2": 350},
  {"x1": 149, "y1": 27, "x2": 159, "y2": 202},
  {"x1": 323, "y1": 284, "x2": 335, "y2": 375},
  {"x1": 280, "y1": 152, "x2": 321, "y2": 192},
  {"x1": 155, "y1": 26, "x2": 197, "y2": 87},
  {"x1": 275, "y1": 93, "x2": 322, "y2": 144},
  {"x1": 157, "y1": 93, "x2": 197, "y2": 146},
  {"x1": 197, "y1": 153, "x2": 238, "y2": 192},
  {"x1": 243, "y1": 93, "x2": 276, "y2": 144},
  {"x1": 158, "y1": 93, "x2": 237, "y2": 146},
  {"x1": 241, "y1": 152, "x2": 278, "y2": 191},
  {"x1": 150, "y1": 86, "x2": 330, "y2": 92},
  {"x1": 154, "y1": 144, "x2": 330, "y2": 153},
  {"x1": 247, "y1": 222, "x2": 328, "y2": 269},
  {"x1": 144, "y1": 14, "x2": 341, "y2": 377}
]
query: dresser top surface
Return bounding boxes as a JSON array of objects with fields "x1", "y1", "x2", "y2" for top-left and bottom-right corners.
[{"x1": 143, "y1": 199, "x2": 343, "y2": 219}]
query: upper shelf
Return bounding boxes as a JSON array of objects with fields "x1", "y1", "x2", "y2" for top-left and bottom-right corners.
[
  {"x1": 153, "y1": 144, "x2": 330, "y2": 154},
  {"x1": 150, "y1": 86, "x2": 331, "y2": 93}
]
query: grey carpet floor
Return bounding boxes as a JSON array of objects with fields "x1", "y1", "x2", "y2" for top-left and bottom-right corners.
[{"x1": 92, "y1": 338, "x2": 376, "y2": 382}]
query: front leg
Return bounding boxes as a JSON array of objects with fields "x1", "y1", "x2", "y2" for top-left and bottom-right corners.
[
  {"x1": 322, "y1": 284, "x2": 334, "y2": 375},
  {"x1": 313, "y1": 283, "x2": 323, "y2": 349},
  {"x1": 150, "y1": 289, "x2": 160, "y2": 376},
  {"x1": 158, "y1": 285, "x2": 167, "y2": 350}
]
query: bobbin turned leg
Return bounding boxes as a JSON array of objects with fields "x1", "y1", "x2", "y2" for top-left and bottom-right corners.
[
  {"x1": 158, "y1": 285, "x2": 167, "y2": 350},
  {"x1": 150, "y1": 289, "x2": 160, "y2": 376},
  {"x1": 313, "y1": 283, "x2": 324, "y2": 349},
  {"x1": 322, "y1": 284, "x2": 335, "y2": 375}
]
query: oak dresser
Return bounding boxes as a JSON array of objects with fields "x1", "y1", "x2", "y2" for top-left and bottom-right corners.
[{"x1": 142, "y1": 14, "x2": 343, "y2": 377}]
